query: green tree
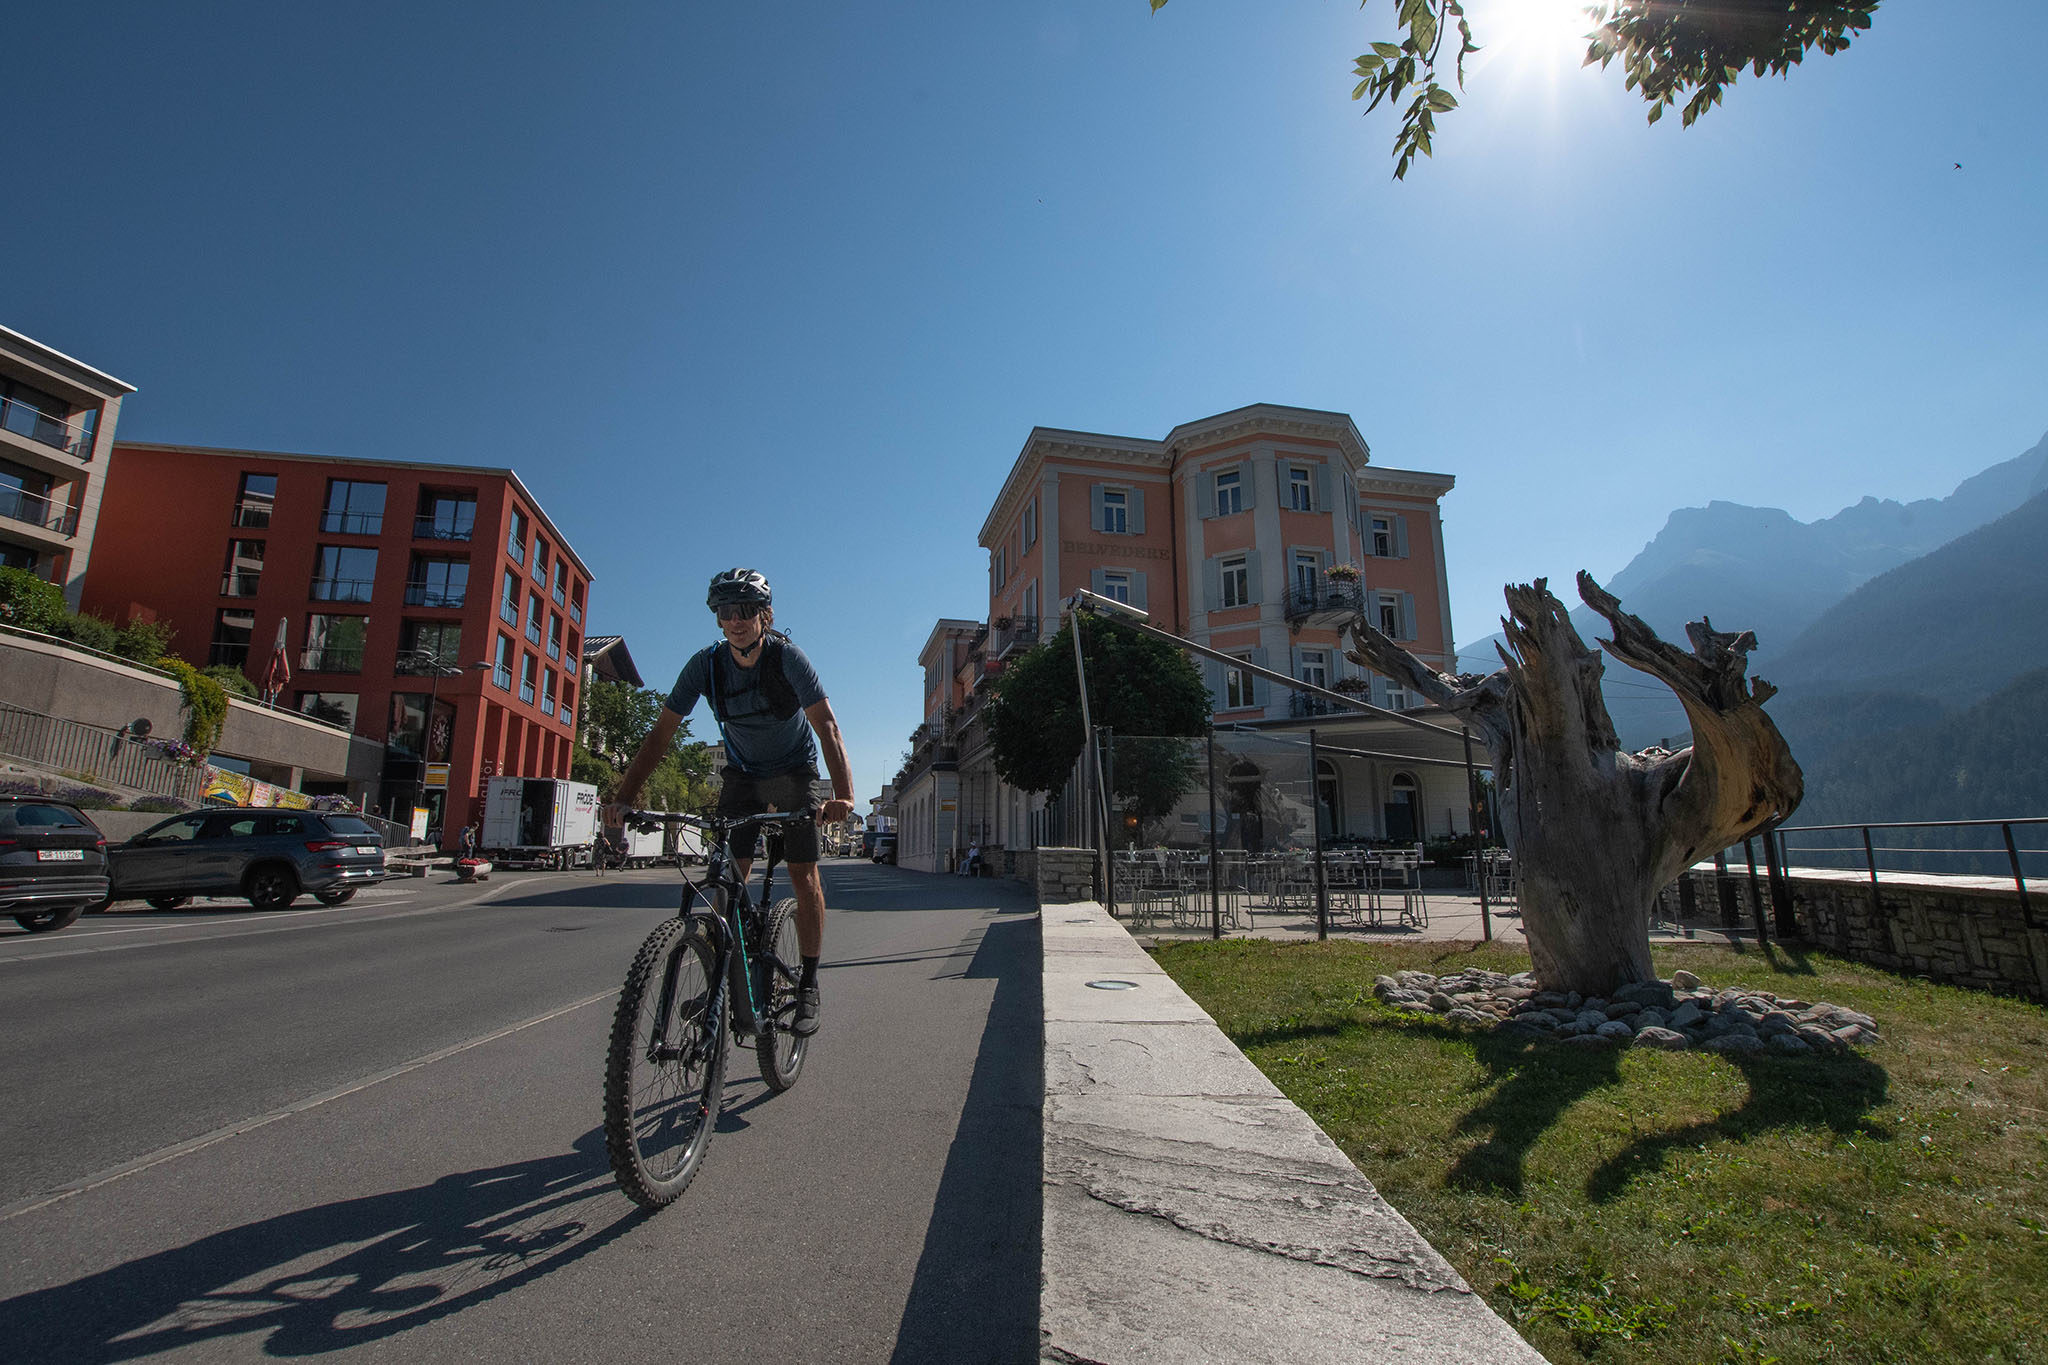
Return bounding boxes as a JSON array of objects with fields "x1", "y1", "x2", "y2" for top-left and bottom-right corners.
[
  {"x1": 575, "y1": 677, "x2": 715, "y2": 810},
  {"x1": 0, "y1": 567, "x2": 67, "y2": 633},
  {"x1": 986, "y1": 614, "x2": 1211, "y2": 819},
  {"x1": 1149, "y1": 0, "x2": 1879, "y2": 178}
]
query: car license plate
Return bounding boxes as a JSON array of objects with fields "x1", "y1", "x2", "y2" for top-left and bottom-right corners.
[
  {"x1": 354, "y1": 846, "x2": 379, "y2": 856},
  {"x1": 37, "y1": 849, "x2": 85, "y2": 861}
]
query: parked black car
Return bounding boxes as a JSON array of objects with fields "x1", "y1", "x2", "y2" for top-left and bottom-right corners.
[
  {"x1": 1, "y1": 796, "x2": 111, "y2": 933},
  {"x1": 106, "y1": 807, "x2": 387, "y2": 911}
]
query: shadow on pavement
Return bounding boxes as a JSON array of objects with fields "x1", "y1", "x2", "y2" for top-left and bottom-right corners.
[
  {"x1": 890, "y1": 912, "x2": 1043, "y2": 1364},
  {"x1": 0, "y1": 1129, "x2": 641, "y2": 1362}
]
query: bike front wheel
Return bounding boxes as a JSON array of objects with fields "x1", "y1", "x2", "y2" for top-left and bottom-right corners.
[
  {"x1": 604, "y1": 917, "x2": 726, "y2": 1208},
  {"x1": 754, "y1": 897, "x2": 808, "y2": 1091}
]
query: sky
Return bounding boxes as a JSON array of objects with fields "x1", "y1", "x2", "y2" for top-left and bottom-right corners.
[{"x1": 4, "y1": 0, "x2": 2044, "y2": 802}]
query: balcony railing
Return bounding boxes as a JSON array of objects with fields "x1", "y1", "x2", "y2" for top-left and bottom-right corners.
[
  {"x1": 220, "y1": 571, "x2": 262, "y2": 597},
  {"x1": 1288, "y1": 691, "x2": 1345, "y2": 718},
  {"x1": 414, "y1": 514, "x2": 474, "y2": 541},
  {"x1": 546, "y1": 637, "x2": 560, "y2": 661},
  {"x1": 310, "y1": 577, "x2": 376, "y2": 603},
  {"x1": 403, "y1": 582, "x2": 466, "y2": 608},
  {"x1": 0, "y1": 484, "x2": 77, "y2": 536},
  {"x1": 994, "y1": 615, "x2": 1039, "y2": 657},
  {"x1": 540, "y1": 695, "x2": 555, "y2": 717},
  {"x1": 318, "y1": 510, "x2": 384, "y2": 535},
  {"x1": 492, "y1": 664, "x2": 513, "y2": 691},
  {"x1": 1283, "y1": 580, "x2": 1365, "y2": 622},
  {"x1": 234, "y1": 501, "x2": 273, "y2": 529},
  {"x1": 569, "y1": 600, "x2": 582, "y2": 625},
  {"x1": 0, "y1": 396, "x2": 93, "y2": 459},
  {"x1": 519, "y1": 679, "x2": 536, "y2": 704},
  {"x1": 300, "y1": 648, "x2": 364, "y2": 674}
]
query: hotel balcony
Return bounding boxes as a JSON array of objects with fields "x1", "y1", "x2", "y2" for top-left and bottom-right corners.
[
  {"x1": 403, "y1": 581, "x2": 467, "y2": 608},
  {"x1": 0, "y1": 394, "x2": 95, "y2": 463},
  {"x1": 1282, "y1": 579, "x2": 1365, "y2": 626},
  {"x1": 993, "y1": 615, "x2": 1039, "y2": 657},
  {"x1": 300, "y1": 648, "x2": 365, "y2": 675}
]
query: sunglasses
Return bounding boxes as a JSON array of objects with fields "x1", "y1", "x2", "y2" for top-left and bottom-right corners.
[{"x1": 717, "y1": 604, "x2": 762, "y2": 623}]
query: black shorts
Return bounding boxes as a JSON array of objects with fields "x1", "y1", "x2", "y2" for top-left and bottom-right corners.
[{"x1": 717, "y1": 766, "x2": 821, "y2": 864}]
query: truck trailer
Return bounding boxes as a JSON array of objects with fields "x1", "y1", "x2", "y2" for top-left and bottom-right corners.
[{"x1": 480, "y1": 777, "x2": 600, "y2": 869}]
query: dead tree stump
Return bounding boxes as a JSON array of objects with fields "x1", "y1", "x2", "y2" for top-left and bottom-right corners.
[{"x1": 1345, "y1": 572, "x2": 1803, "y2": 996}]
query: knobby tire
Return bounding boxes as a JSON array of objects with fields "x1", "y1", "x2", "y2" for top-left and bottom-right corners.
[
  {"x1": 754, "y1": 897, "x2": 807, "y2": 1091},
  {"x1": 603, "y1": 916, "x2": 726, "y2": 1208}
]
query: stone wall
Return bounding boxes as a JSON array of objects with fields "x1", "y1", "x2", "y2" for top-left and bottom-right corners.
[
  {"x1": 1035, "y1": 847, "x2": 1097, "y2": 904},
  {"x1": 1677, "y1": 867, "x2": 2048, "y2": 1001}
]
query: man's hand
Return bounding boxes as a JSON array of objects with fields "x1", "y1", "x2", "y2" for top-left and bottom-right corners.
[
  {"x1": 819, "y1": 798, "x2": 854, "y2": 825},
  {"x1": 601, "y1": 800, "x2": 632, "y2": 832}
]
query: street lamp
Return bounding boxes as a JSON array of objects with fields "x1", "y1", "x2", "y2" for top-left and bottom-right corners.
[{"x1": 396, "y1": 647, "x2": 471, "y2": 842}]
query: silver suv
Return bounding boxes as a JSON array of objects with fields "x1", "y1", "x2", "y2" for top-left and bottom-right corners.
[{"x1": 107, "y1": 807, "x2": 387, "y2": 910}]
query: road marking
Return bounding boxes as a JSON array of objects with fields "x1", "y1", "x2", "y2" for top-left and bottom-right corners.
[
  {"x1": 37, "y1": 897, "x2": 418, "y2": 941},
  {"x1": 0, "y1": 986, "x2": 617, "y2": 1224},
  {"x1": 0, "y1": 880, "x2": 528, "y2": 965}
]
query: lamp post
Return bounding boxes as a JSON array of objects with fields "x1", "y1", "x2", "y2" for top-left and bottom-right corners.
[{"x1": 397, "y1": 647, "x2": 470, "y2": 846}]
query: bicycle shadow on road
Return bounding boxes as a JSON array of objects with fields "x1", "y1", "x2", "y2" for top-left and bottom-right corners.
[{"x1": 0, "y1": 1128, "x2": 640, "y2": 1363}]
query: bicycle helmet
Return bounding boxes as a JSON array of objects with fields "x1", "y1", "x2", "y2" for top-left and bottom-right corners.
[{"x1": 706, "y1": 567, "x2": 772, "y2": 611}]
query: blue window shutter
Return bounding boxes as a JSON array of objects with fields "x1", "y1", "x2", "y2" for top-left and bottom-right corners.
[
  {"x1": 1203, "y1": 658, "x2": 1224, "y2": 711},
  {"x1": 1400, "y1": 591, "x2": 1417, "y2": 640},
  {"x1": 1130, "y1": 489, "x2": 1146, "y2": 536},
  {"x1": 1090, "y1": 568, "x2": 1106, "y2": 597},
  {"x1": 1199, "y1": 472, "x2": 1216, "y2": 519},
  {"x1": 1090, "y1": 484, "x2": 1105, "y2": 532},
  {"x1": 1202, "y1": 556, "x2": 1221, "y2": 611},
  {"x1": 1240, "y1": 461, "x2": 1256, "y2": 509},
  {"x1": 1394, "y1": 514, "x2": 1410, "y2": 558},
  {"x1": 1131, "y1": 571, "x2": 1148, "y2": 611},
  {"x1": 1250, "y1": 646, "x2": 1269, "y2": 707},
  {"x1": 1243, "y1": 549, "x2": 1263, "y2": 604},
  {"x1": 1311, "y1": 464, "x2": 1329, "y2": 511}
]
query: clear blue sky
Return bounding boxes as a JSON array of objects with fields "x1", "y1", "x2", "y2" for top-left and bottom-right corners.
[{"x1": 5, "y1": 1, "x2": 2043, "y2": 801}]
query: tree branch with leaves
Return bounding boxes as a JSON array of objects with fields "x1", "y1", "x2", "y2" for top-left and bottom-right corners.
[{"x1": 1148, "y1": 0, "x2": 1880, "y2": 177}]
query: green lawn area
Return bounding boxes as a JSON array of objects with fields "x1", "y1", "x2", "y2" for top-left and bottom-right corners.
[{"x1": 1153, "y1": 938, "x2": 2048, "y2": 1365}]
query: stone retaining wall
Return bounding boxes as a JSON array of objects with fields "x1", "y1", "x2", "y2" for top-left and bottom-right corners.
[
  {"x1": 1034, "y1": 846, "x2": 1096, "y2": 904},
  {"x1": 1678, "y1": 867, "x2": 2048, "y2": 1001}
]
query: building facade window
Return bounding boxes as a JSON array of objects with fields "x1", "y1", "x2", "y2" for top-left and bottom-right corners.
[
  {"x1": 526, "y1": 591, "x2": 544, "y2": 645},
  {"x1": 568, "y1": 582, "x2": 583, "y2": 625},
  {"x1": 507, "y1": 508, "x2": 527, "y2": 564},
  {"x1": 415, "y1": 489, "x2": 476, "y2": 541},
  {"x1": 1221, "y1": 554, "x2": 1249, "y2": 609},
  {"x1": 1224, "y1": 655, "x2": 1254, "y2": 710},
  {"x1": 532, "y1": 537, "x2": 549, "y2": 583},
  {"x1": 493, "y1": 633, "x2": 515, "y2": 690},
  {"x1": 208, "y1": 608, "x2": 255, "y2": 668},
  {"x1": 320, "y1": 479, "x2": 386, "y2": 535},
  {"x1": 1288, "y1": 465, "x2": 1313, "y2": 511},
  {"x1": 1378, "y1": 594, "x2": 1401, "y2": 637},
  {"x1": 546, "y1": 612, "x2": 563, "y2": 661},
  {"x1": 234, "y1": 473, "x2": 277, "y2": 528},
  {"x1": 405, "y1": 554, "x2": 469, "y2": 608},
  {"x1": 220, "y1": 539, "x2": 264, "y2": 597},
  {"x1": 1022, "y1": 496, "x2": 1038, "y2": 548},
  {"x1": 311, "y1": 545, "x2": 378, "y2": 602},
  {"x1": 0, "y1": 377, "x2": 93, "y2": 456},
  {"x1": 1293, "y1": 551, "x2": 1320, "y2": 604},
  {"x1": 1299, "y1": 649, "x2": 1328, "y2": 689},
  {"x1": 1100, "y1": 571, "x2": 1130, "y2": 603},
  {"x1": 303, "y1": 614, "x2": 368, "y2": 673},
  {"x1": 296, "y1": 691, "x2": 359, "y2": 729},
  {"x1": 500, "y1": 570, "x2": 520, "y2": 625},
  {"x1": 1215, "y1": 469, "x2": 1243, "y2": 516},
  {"x1": 1101, "y1": 488, "x2": 1128, "y2": 534},
  {"x1": 520, "y1": 653, "x2": 537, "y2": 704},
  {"x1": 398, "y1": 619, "x2": 464, "y2": 667},
  {"x1": 552, "y1": 560, "x2": 566, "y2": 606},
  {"x1": 541, "y1": 667, "x2": 557, "y2": 717}
]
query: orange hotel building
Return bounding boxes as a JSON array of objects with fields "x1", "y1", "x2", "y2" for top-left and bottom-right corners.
[
  {"x1": 82, "y1": 443, "x2": 591, "y2": 844},
  {"x1": 894, "y1": 404, "x2": 1465, "y2": 873}
]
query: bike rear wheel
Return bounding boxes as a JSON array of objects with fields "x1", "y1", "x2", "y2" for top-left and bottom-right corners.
[
  {"x1": 604, "y1": 917, "x2": 726, "y2": 1207},
  {"x1": 754, "y1": 897, "x2": 808, "y2": 1091}
]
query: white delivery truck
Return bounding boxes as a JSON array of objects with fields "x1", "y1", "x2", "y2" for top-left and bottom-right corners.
[
  {"x1": 615, "y1": 817, "x2": 708, "y2": 868},
  {"x1": 481, "y1": 777, "x2": 600, "y2": 869}
]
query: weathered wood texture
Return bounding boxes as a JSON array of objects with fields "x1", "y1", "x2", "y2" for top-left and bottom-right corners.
[{"x1": 1345, "y1": 572, "x2": 1803, "y2": 995}]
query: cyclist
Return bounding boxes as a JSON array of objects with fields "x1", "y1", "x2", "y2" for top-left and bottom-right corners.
[{"x1": 606, "y1": 568, "x2": 854, "y2": 1036}]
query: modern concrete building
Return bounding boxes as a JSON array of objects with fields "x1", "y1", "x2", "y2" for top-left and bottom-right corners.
[
  {"x1": 901, "y1": 404, "x2": 1473, "y2": 872},
  {"x1": 0, "y1": 325, "x2": 134, "y2": 608},
  {"x1": 82, "y1": 443, "x2": 592, "y2": 844}
]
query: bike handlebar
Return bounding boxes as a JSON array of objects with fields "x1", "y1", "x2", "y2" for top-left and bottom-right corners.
[{"x1": 617, "y1": 807, "x2": 816, "y2": 834}]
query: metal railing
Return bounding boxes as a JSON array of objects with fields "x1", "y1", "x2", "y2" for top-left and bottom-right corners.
[
  {"x1": 300, "y1": 648, "x2": 364, "y2": 674},
  {"x1": 220, "y1": 570, "x2": 262, "y2": 597},
  {"x1": 234, "y1": 501, "x2": 273, "y2": 529},
  {"x1": 318, "y1": 510, "x2": 383, "y2": 535},
  {"x1": 413, "y1": 515, "x2": 474, "y2": 541},
  {"x1": 0, "y1": 396, "x2": 94, "y2": 458},
  {"x1": 0, "y1": 484, "x2": 77, "y2": 536},
  {"x1": 309, "y1": 577, "x2": 376, "y2": 603},
  {"x1": 403, "y1": 582, "x2": 466, "y2": 608},
  {"x1": 1775, "y1": 816, "x2": 2045, "y2": 897},
  {"x1": 1282, "y1": 580, "x2": 1365, "y2": 621},
  {"x1": 0, "y1": 702, "x2": 206, "y2": 802},
  {"x1": 1288, "y1": 692, "x2": 1342, "y2": 718},
  {"x1": 994, "y1": 615, "x2": 1039, "y2": 657}
]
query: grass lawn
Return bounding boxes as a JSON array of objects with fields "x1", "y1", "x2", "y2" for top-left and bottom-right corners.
[{"x1": 1153, "y1": 937, "x2": 2048, "y2": 1365}]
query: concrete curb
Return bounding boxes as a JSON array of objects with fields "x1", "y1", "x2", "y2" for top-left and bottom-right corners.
[{"x1": 1040, "y1": 901, "x2": 1546, "y2": 1364}]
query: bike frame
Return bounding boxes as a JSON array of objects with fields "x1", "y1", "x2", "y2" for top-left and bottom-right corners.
[{"x1": 632, "y1": 809, "x2": 809, "y2": 1049}]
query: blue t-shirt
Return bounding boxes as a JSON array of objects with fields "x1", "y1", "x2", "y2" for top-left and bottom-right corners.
[{"x1": 665, "y1": 637, "x2": 827, "y2": 777}]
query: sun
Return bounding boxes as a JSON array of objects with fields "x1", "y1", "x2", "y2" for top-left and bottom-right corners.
[{"x1": 1479, "y1": 0, "x2": 1601, "y2": 70}]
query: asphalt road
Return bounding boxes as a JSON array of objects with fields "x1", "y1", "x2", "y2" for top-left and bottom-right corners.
[{"x1": 0, "y1": 859, "x2": 1042, "y2": 1364}]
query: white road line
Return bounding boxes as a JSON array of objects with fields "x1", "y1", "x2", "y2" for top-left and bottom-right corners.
[
  {"x1": 0, "y1": 986, "x2": 617, "y2": 1224},
  {"x1": 0, "y1": 881, "x2": 527, "y2": 965},
  {"x1": 39, "y1": 897, "x2": 417, "y2": 941}
]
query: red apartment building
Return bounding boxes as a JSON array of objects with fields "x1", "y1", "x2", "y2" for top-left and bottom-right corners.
[
  {"x1": 83, "y1": 443, "x2": 591, "y2": 844},
  {"x1": 894, "y1": 404, "x2": 1466, "y2": 873}
]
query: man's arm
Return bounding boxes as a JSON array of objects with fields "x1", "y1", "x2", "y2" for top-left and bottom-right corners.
[
  {"x1": 605, "y1": 707, "x2": 683, "y2": 826},
  {"x1": 805, "y1": 698, "x2": 855, "y2": 825}
]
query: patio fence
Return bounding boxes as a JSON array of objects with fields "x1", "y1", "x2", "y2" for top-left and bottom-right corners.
[{"x1": 0, "y1": 702, "x2": 207, "y2": 803}]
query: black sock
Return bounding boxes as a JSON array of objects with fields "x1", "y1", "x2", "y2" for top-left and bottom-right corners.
[{"x1": 800, "y1": 956, "x2": 819, "y2": 987}]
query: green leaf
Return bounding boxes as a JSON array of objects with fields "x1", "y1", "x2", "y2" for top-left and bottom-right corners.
[
  {"x1": 1426, "y1": 85, "x2": 1458, "y2": 112},
  {"x1": 1372, "y1": 40, "x2": 1403, "y2": 59}
]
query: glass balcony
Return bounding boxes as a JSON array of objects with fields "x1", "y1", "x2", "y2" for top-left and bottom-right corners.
[
  {"x1": 414, "y1": 514, "x2": 474, "y2": 541},
  {"x1": 0, "y1": 484, "x2": 77, "y2": 536},
  {"x1": 0, "y1": 395, "x2": 94, "y2": 459},
  {"x1": 546, "y1": 638, "x2": 560, "y2": 662},
  {"x1": 568, "y1": 600, "x2": 582, "y2": 625},
  {"x1": 309, "y1": 577, "x2": 376, "y2": 603},
  {"x1": 318, "y1": 510, "x2": 383, "y2": 535},
  {"x1": 540, "y1": 696, "x2": 556, "y2": 717},
  {"x1": 500, "y1": 599, "x2": 519, "y2": 625},
  {"x1": 558, "y1": 706, "x2": 572, "y2": 730},
  {"x1": 493, "y1": 665, "x2": 513, "y2": 691},
  {"x1": 300, "y1": 648, "x2": 365, "y2": 674},
  {"x1": 519, "y1": 680, "x2": 535, "y2": 704},
  {"x1": 219, "y1": 571, "x2": 262, "y2": 597},
  {"x1": 403, "y1": 582, "x2": 466, "y2": 608}
]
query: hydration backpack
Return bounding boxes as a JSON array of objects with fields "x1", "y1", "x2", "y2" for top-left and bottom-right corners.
[{"x1": 707, "y1": 633, "x2": 801, "y2": 725}]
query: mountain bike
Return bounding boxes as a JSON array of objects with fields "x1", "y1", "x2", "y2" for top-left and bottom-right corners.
[{"x1": 601, "y1": 807, "x2": 814, "y2": 1208}]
